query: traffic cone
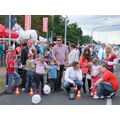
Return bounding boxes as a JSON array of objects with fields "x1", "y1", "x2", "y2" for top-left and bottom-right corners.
[
  {"x1": 29, "y1": 88, "x2": 34, "y2": 96},
  {"x1": 93, "y1": 90, "x2": 98, "y2": 99},
  {"x1": 15, "y1": 87, "x2": 20, "y2": 95},
  {"x1": 76, "y1": 90, "x2": 81, "y2": 99}
]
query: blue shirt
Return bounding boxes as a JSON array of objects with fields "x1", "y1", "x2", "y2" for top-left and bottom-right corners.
[
  {"x1": 48, "y1": 65, "x2": 58, "y2": 79},
  {"x1": 0, "y1": 44, "x2": 3, "y2": 55},
  {"x1": 38, "y1": 45, "x2": 44, "y2": 56}
]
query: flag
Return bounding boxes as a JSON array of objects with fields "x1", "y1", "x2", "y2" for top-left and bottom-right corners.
[
  {"x1": 25, "y1": 15, "x2": 31, "y2": 30},
  {"x1": 43, "y1": 17, "x2": 48, "y2": 32}
]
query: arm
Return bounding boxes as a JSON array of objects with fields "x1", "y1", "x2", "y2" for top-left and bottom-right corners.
[
  {"x1": 66, "y1": 52, "x2": 69, "y2": 67},
  {"x1": 48, "y1": 71, "x2": 50, "y2": 79},
  {"x1": 64, "y1": 69, "x2": 74, "y2": 84},
  {"x1": 57, "y1": 65, "x2": 60, "y2": 71},
  {"x1": 52, "y1": 53, "x2": 61, "y2": 66},
  {"x1": 107, "y1": 58, "x2": 118, "y2": 65},
  {"x1": 5, "y1": 54, "x2": 8, "y2": 68}
]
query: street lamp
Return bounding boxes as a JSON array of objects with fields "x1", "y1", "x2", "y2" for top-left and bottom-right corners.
[
  {"x1": 90, "y1": 18, "x2": 108, "y2": 43},
  {"x1": 65, "y1": 15, "x2": 68, "y2": 46}
]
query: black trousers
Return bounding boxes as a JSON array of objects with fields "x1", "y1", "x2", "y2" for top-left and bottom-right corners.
[
  {"x1": 82, "y1": 74, "x2": 91, "y2": 93},
  {"x1": 49, "y1": 78, "x2": 57, "y2": 93},
  {"x1": 35, "y1": 73, "x2": 44, "y2": 90},
  {"x1": 56, "y1": 65, "x2": 64, "y2": 90}
]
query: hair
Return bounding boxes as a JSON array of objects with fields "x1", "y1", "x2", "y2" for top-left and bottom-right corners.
[
  {"x1": 72, "y1": 61, "x2": 79, "y2": 67},
  {"x1": 57, "y1": 36, "x2": 63, "y2": 40},
  {"x1": 82, "y1": 47, "x2": 91, "y2": 62},
  {"x1": 70, "y1": 43, "x2": 76, "y2": 49},
  {"x1": 93, "y1": 58, "x2": 99, "y2": 64},
  {"x1": 39, "y1": 56, "x2": 45, "y2": 61},
  {"x1": 49, "y1": 43, "x2": 54, "y2": 47},
  {"x1": 101, "y1": 63, "x2": 108, "y2": 69},
  {"x1": 50, "y1": 59, "x2": 56, "y2": 64},
  {"x1": 105, "y1": 45, "x2": 113, "y2": 58}
]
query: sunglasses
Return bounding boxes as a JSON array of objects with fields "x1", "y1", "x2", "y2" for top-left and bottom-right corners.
[{"x1": 57, "y1": 40, "x2": 62, "y2": 42}]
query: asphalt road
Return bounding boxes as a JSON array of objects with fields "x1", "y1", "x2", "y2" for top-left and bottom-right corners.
[{"x1": 0, "y1": 65, "x2": 120, "y2": 105}]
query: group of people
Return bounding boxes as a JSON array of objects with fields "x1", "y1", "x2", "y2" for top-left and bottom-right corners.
[{"x1": 0, "y1": 36, "x2": 119, "y2": 100}]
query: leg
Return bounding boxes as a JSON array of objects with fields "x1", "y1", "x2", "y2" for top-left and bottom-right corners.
[
  {"x1": 25, "y1": 71, "x2": 30, "y2": 92},
  {"x1": 74, "y1": 80, "x2": 83, "y2": 90},
  {"x1": 87, "y1": 79, "x2": 91, "y2": 92},
  {"x1": 82, "y1": 74, "x2": 87, "y2": 93},
  {"x1": 57, "y1": 65, "x2": 64, "y2": 90},
  {"x1": 7, "y1": 74, "x2": 13, "y2": 93},
  {"x1": 21, "y1": 70, "x2": 27, "y2": 88},
  {"x1": 14, "y1": 71, "x2": 20, "y2": 87},
  {"x1": 50, "y1": 79, "x2": 54, "y2": 93},
  {"x1": 30, "y1": 71, "x2": 35, "y2": 91},
  {"x1": 64, "y1": 81, "x2": 73, "y2": 92}
]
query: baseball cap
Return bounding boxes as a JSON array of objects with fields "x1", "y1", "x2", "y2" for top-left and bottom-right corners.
[
  {"x1": 10, "y1": 52, "x2": 17, "y2": 57},
  {"x1": 28, "y1": 52, "x2": 34, "y2": 57}
]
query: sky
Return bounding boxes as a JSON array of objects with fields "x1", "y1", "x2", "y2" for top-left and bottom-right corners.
[{"x1": 68, "y1": 15, "x2": 120, "y2": 44}]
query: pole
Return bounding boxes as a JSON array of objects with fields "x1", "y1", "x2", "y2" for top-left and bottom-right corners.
[
  {"x1": 9, "y1": 15, "x2": 11, "y2": 45},
  {"x1": 46, "y1": 17, "x2": 48, "y2": 42},
  {"x1": 65, "y1": 16, "x2": 67, "y2": 46}
]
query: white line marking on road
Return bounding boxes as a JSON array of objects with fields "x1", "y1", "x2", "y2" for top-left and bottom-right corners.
[{"x1": 106, "y1": 98, "x2": 112, "y2": 105}]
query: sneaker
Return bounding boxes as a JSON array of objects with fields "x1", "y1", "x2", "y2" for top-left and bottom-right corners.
[
  {"x1": 93, "y1": 95, "x2": 99, "y2": 99},
  {"x1": 93, "y1": 95, "x2": 104, "y2": 99},
  {"x1": 22, "y1": 88, "x2": 25, "y2": 92},
  {"x1": 107, "y1": 92, "x2": 115, "y2": 98},
  {"x1": 90, "y1": 92, "x2": 94, "y2": 96}
]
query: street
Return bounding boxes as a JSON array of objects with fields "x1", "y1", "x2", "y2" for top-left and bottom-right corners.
[{"x1": 0, "y1": 65, "x2": 120, "y2": 105}]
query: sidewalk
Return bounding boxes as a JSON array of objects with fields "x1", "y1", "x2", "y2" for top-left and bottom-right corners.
[
  {"x1": 0, "y1": 67, "x2": 6, "y2": 77},
  {"x1": 0, "y1": 67, "x2": 6, "y2": 95}
]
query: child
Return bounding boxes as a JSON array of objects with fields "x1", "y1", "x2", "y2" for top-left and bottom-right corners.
[
  {"x1": 91, "y1": 58, "x2": 101, "y2": 97},
  {"x1": 25, "y1": 52, "x2": 35, "y2": 93},
  {"x1": 6, "y1": 52, "x2": 20, "y2": 94},
  {"x1": 32, "y1": 55, "x2": 48, "y2": 94},
  {"x1": 48, "y1": 59, "x2": 60, "y2": 93},
  {"x1": 5, "y1": 46, "x2": 13, "y2": 86}
]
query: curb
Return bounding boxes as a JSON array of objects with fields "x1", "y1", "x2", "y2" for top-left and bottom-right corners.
[{"x1": 0, "y1": 89, "x2": 6, "y2": 96}]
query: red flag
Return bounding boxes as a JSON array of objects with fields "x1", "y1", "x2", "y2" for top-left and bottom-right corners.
[
  {"x1": 43, "y1": 17, "x2": 48, "y2": 32},
  {"x1": 25, "y1": 15, "x2": 31, "y2": 30}
]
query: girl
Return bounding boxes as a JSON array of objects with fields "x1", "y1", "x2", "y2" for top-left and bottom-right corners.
[
  {"x1": 104, "y1": 45, "x2": 117, "y2": 73},
  {"x1": 91, "y1": 58, "x2": 101, "y2": 97},
  {"x1": 79, "y1": 47, "x2": 92, "y2": 93},
  {"x1": 32, "y1": 55, "x2": 48, "y2": 94}
]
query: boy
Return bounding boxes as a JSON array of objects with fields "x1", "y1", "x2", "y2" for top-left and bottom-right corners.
[
  {"x1": 25, "y1": 52, "x2": 35, "y2": 92},
  {"x1": 6, "y1": 52, "x2": 20, "y2": 94},
  {"x1": 48, "y1": 59, "x2": 60, "y2": 93}
]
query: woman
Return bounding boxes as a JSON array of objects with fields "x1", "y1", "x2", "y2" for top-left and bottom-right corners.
[
  {"x1": 79, "y1": 47, "x2": 92, "y2": 93},
  {"x1": 104, "y1": 45, "x2": 117, "y2": 73}
]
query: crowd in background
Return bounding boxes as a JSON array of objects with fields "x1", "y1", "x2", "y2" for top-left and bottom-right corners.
[{"x1": 0, "y1": 37, "x2": 119, "y2": 99}]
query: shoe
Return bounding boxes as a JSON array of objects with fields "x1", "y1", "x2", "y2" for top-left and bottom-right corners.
[
  {"x1": 107, "y1": 92, "x2": 115, "y2": 98},
  {"x1": 93, "y1": 95, "x2": 104, "y2": 99},
  {"x1": 90, "y1": 92, "x2": 94, "y2": 96},
  {"x1": 22, "y1": 88, "x2": 25, "y2": 92},
  {"x1": 59, "y1": 88, "x2": 64, "y2": 91}
]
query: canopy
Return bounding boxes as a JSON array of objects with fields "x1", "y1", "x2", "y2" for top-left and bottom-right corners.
[{"x1": 0, "y1": 24, "x2": 19, "y2": 38}]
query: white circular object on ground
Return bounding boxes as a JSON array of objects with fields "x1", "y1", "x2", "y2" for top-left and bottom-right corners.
[
  {"x1": 43, "y1": 84, "x2": 51, "y2": 94},
  {"x1": 32, "y1": 94, "x2": 41, "y2": 104}
]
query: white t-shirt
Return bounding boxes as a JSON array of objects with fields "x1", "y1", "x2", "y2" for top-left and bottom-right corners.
[{"x1": 92, "y1": 65, "x2": 100, "y2": 76}]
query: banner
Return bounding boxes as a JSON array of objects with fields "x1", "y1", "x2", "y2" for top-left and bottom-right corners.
[
  {"x1": 43, "y1": 17, "x2": 48, "y2": 32},
  {"x1": 25, "y1": 15, "x2": 31, "y2": 30}
]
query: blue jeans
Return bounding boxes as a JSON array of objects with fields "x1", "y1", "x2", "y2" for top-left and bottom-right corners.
[
  {"x1": 7, "y1": 72, "x2": 20, "y2": 93},
  {"x1": 97, "y1": 82, "x2": 115, "y2": 97},
  {"x1": 25, "y1": 70, "x2": 35, "y2": 92},
  {"x1": 64, "y1": 80, "x2": 83, "y2": 92},
  {"x1": 0, "y1": 54, "x2": 4, "y2": 67}
]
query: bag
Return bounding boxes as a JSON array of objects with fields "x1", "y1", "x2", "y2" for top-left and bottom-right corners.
[{"x1": 86, "y1": 73, "x2": 91, "y2": 79}]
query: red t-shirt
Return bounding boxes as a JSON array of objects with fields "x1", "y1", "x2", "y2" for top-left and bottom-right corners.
[
  {"x1": 105, "y1": 54, "x2": 117, "y2": 69},
  {"x1": 102, "y1": 69, "x2": 119, "y2": 91},
  {"x1": 7, "y1": 59, "x2": 15, "y2": 74}
]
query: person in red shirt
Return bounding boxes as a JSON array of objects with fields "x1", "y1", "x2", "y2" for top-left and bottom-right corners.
[
  {"x1": 103, "y1": 45, "x2": 117, "y2": 72},
  {"x1": 91, "y1": 63, "x2": 119, "y2": 99},
  {"x1": 6, "y1": 52, "x2": 20, "y2": 94}
]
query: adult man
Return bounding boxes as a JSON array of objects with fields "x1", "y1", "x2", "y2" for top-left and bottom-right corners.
[
  {"x1": 98, "y1": 43, "x2": 106, "y2": 64},
  {"x1": 20, "y1": 40, "x2": 35, "y2": 91},
  {"x1": 94, "y1": 41, "x2": 102, "y2": 57},
  {"x1": 52, "y1": 36, "x2": 69, "y2": 92},
  {"x1": 91, "y1": 64, "x2": 119, "y2": 99},
  {"x1": 64, "y1": 62, "x2": 83, "y2": 94},
  {"x1": 69, "y1": 43, "x2": 79, "y2": 66},
  {"x1": 77, "y1": 43, "x2": 82, "y2": 57}
]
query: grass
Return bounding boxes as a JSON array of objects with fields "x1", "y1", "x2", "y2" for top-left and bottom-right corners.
[{"x1": 0, "y1": 76, "x2": 6, "y2": 91}]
